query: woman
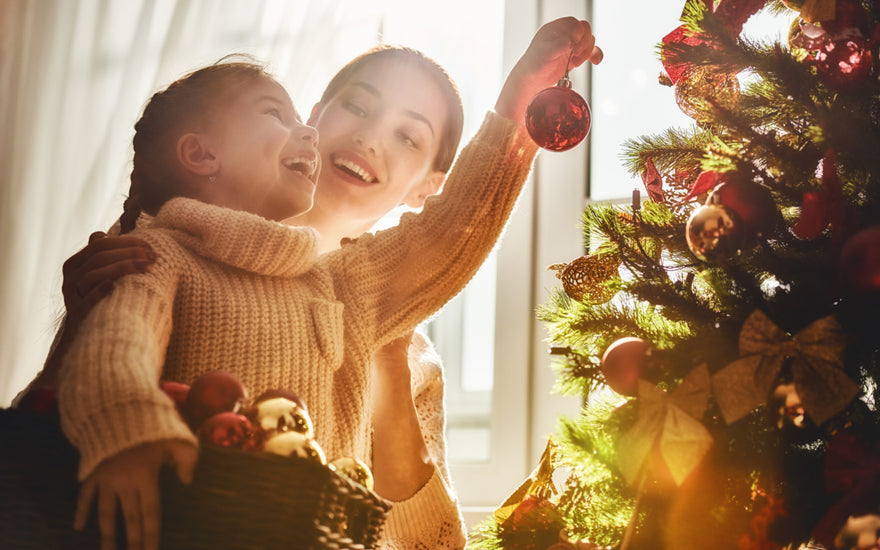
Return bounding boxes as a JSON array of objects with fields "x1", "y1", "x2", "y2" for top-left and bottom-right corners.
[{"x1": 19, "y1": 18, "x2": 602, "y2": 549}]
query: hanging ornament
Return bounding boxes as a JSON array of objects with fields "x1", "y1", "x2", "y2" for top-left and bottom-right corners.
[
  {"x1": 499, "y1": 494, "x2": 565, "y2": 550},
  {"x1": 789, "y1": 18, "x2": 830, "y2": 50},
  {"x1": 525, "y1": 48, "x2": 591, "y2": 151},
  {"x1": 710, "y1": 310, "x2": 858, "y2": 426},
  {"x1": 793, "y1": 150, "x2": 845, "y2": 240},
  {"x1": 640, "y1": 157, "x2": 666, "y2": 203},
  {"x1": 329, "y1": 457, "x2": 374, "y2": 490},
  {"x1": 600, "y1": 337, "x2": 653, "y2": 397},
  {"x1": 839, "y1": 226, "x2": 880, "y2": 296},
  {"x1": 685, "y1": 204, "x2": 747, "y2": 263},
  {"x1": 813, "y1": 37, "x2": 874, "y2": 92},
  {"x1": 263, "y1": 431, "x2": 327, "y2": 464},
  {"x1": 706, "y1": 178, "x2": 779, "y2": 238},
  {"x1": 547, "y1": 253, "x2": 621, "y2": 303},
  {"x1": 674, "y1": 65, "x2": 741, "y2": 123},
  {"x1": 819, "y1": 0, "x2": 869, "y2": 35},
  {"x1": 197, "y1": 411, "x2": 261, "y2": 451}
]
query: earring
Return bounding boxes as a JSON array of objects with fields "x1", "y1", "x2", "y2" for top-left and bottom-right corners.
[{"x1": 209, "y1": 176, "x2": 216, "y2": 183}]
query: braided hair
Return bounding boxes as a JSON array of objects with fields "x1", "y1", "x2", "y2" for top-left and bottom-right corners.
[{"x1": 119, "y1": 58, "x2": 273, "y2": 234}]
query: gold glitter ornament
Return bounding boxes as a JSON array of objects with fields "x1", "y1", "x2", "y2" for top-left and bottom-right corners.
[
  {"x1": 674, "y1": 66, "x2": 740, "y2": 123},
  {"x1": 330, "y1": 457, "x2": 375, "y2": 490},
  {"x1": 548, "y1": 253, "x2": 621, "y2": 303}
]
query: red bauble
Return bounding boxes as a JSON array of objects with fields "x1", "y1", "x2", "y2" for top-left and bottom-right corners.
[
  {"x1": 815, "y1": 37, "x2": 873, "y2": 91},
  {"x1": 706, "y1": 179, "x2": 778, "y2": 238},
  {"x1": 184, "y1": 370, "x2": 248, "y2": 431},
  {"x1": 501, "y1": 494, "x2": 564, "y2": 547},
  {"x1": 198, "y1": 411, "x2": 261, "y2": 450},
  {"x1": 525, "y1": 79, "x2": 591, "y2": 151},
  {"x1": 600, "y1": 337, "x2": 652, "y2": 396},
  {"x1": 820, "y1": 0, "x2": 869, "y2": 35},
  {"x1": 839, "y1": 226, "x2": 880, "y2": 295}
]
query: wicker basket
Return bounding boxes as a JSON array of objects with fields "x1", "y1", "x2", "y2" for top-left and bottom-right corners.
[{"x1": 0, "y1": 407, "x2": 391, "y2": 549}]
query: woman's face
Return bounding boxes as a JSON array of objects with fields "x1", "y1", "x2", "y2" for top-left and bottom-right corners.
[
  {"x1": 308, "y1": 57, "x2": 449, "y2": 227},
  {"x1": 209, "y1": 78, "x2": 319, "y2": 221}
]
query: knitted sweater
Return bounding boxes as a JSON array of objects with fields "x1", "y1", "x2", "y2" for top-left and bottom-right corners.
[{"x1": 58, "y1": 111, "x2": 537, "y2": 548}]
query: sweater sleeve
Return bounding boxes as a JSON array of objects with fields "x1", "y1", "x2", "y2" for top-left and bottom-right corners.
[
  {"x1": 58, "y1": 231, "x2": 196, "y2": 480},
  {"x1": 329, "y1": 111, "x2": 537, "y2": 349},
  {"x1": 379, "y1": 331, "x2": 468, "y2": 549}
]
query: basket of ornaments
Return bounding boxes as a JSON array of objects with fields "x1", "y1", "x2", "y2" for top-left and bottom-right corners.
[{"x1": 0, "y1": 371, "x2": 390, "y2": 550}]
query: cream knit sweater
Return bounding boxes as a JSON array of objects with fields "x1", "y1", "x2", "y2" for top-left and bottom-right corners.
[{"x1": 59, "y1": 111, "x2": 537, "y2": 548}]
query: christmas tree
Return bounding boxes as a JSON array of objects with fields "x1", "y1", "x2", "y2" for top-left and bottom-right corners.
[{"x1": 471, "y1": 1, "x2": 880, "y2": 549}]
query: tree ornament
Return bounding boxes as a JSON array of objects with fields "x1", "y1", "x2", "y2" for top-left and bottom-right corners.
[
  {"x1": 788, "y1": 17, "x2": 829, "y2": 50},
  {"x1": 814, "y1": 37, "x2": 874, "y2": 92},
  {"x1": 674, "y1": 65, "x2": 740, "y2": 123},
  {"x1": 600, "y1": 337, "x2": 652, "y2": 397},
  {"x1": 525, "y1": 48, "x2": 591, "y2": 151},
  {"x1": 329, "y1": 456, "x2": 374, "y2": 490},
  {"x1": 197, "y1": 411, "x2": 261, "y2": 450},
  {"x1": 501, "y1": 495, "x2": 565, "y2": 544},
  {"x1": 819, "y1": 0, "x2": 869, "y2": 35},
  {"x1": 263, "y1": 431, "x2": 327, "y2": 464},
  {"x1": 833, "y1": 515, "x2": 880, "y2": 550},
  {"x1": 685, "y1": 203, "x2": 747, "y2": 263},
  {"x1": 548, "y1": 253, "x2": 621, "y2": 303},
  {"x1": 770, "y1": 383, "x2": 807, "y2": 430},
  {"x1": 246, "y1": 396, "x2": 314, "y2": 438},
  {"x1": 839, "y1": 226, "x2": 880, "y2": 295},
  {"x1": 711, "y1": 310, "x2": 858, "y2": 425},
  {"x1": 706, "y1": 179, "x2": 779, "y2": 238},
  {"x1": 184, "y1": 370, "x2": 248, "y2": 431},
  {"x1": 616, "y1": 365, "x2": 713, "y2": 488},
  {"x1": 160, "y1": 380, "x2": 190, "y2": 409}
]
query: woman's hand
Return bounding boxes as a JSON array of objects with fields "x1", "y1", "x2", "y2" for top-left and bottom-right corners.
[
  {"x1": 74, "y1": 439, "x2": 197, "y2": 550},
  {"x1": 495, "y1": 16, "x2": 603, "y2": 124},
  {"x1": 371, "y1": 332, "x2": 434, "y2": 501},
  {"x1": 62, "y1": 231, "x2": 156, "y2": 325}
]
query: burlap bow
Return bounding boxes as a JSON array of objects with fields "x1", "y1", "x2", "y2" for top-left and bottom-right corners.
[
  {"x1": 617, "y1": 364, "x2": 713, "y2": 487},
  {"x1": 711, "y1": 310, "x2": 858, "y2": 425}
]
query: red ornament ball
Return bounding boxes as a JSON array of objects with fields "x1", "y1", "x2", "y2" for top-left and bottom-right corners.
[
  {"x1": 525, "y1": 80, "x2": 591, "y2": 151},
  {"x1": 686, "y1": 204, "x2": 747, "y2": 263},
  {"x1": 198, "y1": 411, "x2": 261, "y2": 450},
  {"x1": 814, "y1": 37, "x2": 873, "y2": 91},
  {"x1": 839, "y1": 226, "x2": 880, "y2": 295},
  {"x1": 184, "y1": 370, "x2": 248, "y2": 431},
  {"x1": 706, "y1": 179, "x2": 778, "y2": 238},
  {"x1": 600, "y1": 337, "x2": 652, "y2": 396}
]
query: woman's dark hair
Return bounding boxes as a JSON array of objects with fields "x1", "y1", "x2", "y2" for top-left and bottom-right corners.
[
  {"x1": 316, "y1": 45, "x2": 464, "y2": 174},
  {"x1": 119, "y1": 58, "x2": 275, "y2": 234}
]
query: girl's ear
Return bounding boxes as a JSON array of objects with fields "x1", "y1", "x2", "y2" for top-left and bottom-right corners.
[
  {"x1": 403, "y1": 171, "x2": 445, "y2": 208},
  {"x1": 307, "y1": 102, "x2": 324, "y2": 126},
  {"x1": 177, "y1": 133, "x2": 218, "y2": 177}
]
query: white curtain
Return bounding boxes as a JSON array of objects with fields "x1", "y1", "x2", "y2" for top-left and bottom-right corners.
[{"x1": 0, "y1": 0, "x2": 392, "y2": 405}]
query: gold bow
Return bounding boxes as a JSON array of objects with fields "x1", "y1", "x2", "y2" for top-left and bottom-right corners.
[
  {"x1": 617, "y1": 364, "x2": 713, "y2": 487},
  {"x1": 711, "y1": 310, "x2": 857, "y2": 425}
]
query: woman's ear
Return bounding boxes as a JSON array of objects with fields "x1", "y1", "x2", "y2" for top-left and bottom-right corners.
[
  {"x1": 403, "y1": 171, "x2": 445, "y2": 208},
  {"x1": 177, "y1": 133, "x2": 218, "y2": 177}
]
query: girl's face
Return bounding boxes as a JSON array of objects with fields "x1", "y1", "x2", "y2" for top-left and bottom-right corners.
[
  {"x1": 208, "y1": 78, "x2": 319, "y2": 221},
  {"x1": 308, "y1": 57, "x2": 449, "y2": 227}
]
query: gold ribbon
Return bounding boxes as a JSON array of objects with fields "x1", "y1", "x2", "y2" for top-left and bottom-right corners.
[
  {"x1": 711, "y1": 310, "x2": 857, "y2": 425},
  {"x1": 494, "y1": 438, "x2": 557, "y2": 523},
  {"x1": 617, "y1": 364, "x2": 713, "y2": 487}
]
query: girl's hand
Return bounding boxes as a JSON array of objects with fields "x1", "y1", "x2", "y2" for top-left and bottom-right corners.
[
  {"x1": 73, "y1": 440, "x2": 197, "y2": 550},
  {"x1": 495, "y1": 16, "x2": 603, "y2": 124},
  {"x1": 62, "y1": 231, "x2": 156, "y2": 325}
]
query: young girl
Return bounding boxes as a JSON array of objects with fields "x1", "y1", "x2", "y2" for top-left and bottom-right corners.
[{"x1": 48, "y1": 16, "x2": 593, "y2": 547}]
